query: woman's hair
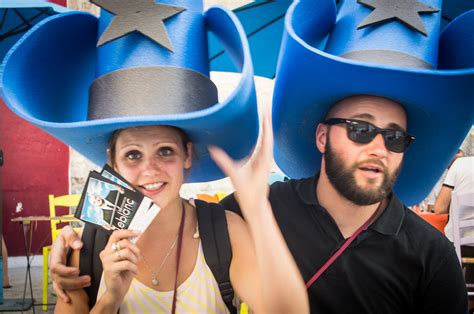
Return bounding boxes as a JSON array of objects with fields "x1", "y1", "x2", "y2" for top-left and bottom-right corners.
[{"x1": 108, "y1": 126, "x2": 192, "y2": 166}]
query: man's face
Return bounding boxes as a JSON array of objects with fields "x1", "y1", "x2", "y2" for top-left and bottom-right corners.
[
  {"x1": 90, "y1": 195, "x2": 104, "y2": 207},
  {"x1": 318, "y1": 96, "x2": 407, "y2": 205}
]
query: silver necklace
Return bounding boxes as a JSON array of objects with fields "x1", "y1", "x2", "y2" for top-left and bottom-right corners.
[{"x1": 142, "y1": 233, "x2": 179, "y2": 286}]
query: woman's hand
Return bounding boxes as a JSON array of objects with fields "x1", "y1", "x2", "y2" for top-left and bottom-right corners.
[
  {"x1": 209, "y1": 112, "x2": 273, "y2": 220},
  {"x1": 98, "y1": 229, "x2": 141, "y2": 310},
  {"x1": 210, "y1": 113, "x2": 309, "y2": 313}
]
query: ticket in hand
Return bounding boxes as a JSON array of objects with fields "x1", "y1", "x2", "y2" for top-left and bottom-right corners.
[{"x1": 75, "y1": 165, "x2": 160, "y2": 236}]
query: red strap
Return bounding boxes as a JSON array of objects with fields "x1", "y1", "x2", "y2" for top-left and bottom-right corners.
[
  {"x1": 305, "y1": 201, "x2": 383, "y2": 289},
  {"x1": 171, "y1": 202, "x2": 186, "y2": 314}
]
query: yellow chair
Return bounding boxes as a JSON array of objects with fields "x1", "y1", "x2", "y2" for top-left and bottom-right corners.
[
  {"x1": 42, "y1": 194, "x2": 81, "y2": 311},
  {"x1": 216, "y1": 191, "x2": 228, "y2": 201},
  {"x1": 196, "y1": 192, "x2": 228, "y2": 204}
]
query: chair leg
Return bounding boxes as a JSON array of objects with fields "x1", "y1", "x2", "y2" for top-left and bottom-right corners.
[{"x1": 42, "y1": 246, "x2": 50, "y2": 311}]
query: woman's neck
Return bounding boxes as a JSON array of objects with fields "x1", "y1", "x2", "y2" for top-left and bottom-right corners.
[{"x1": 149, "y1": 197, "x2": 185, "y2": 233}]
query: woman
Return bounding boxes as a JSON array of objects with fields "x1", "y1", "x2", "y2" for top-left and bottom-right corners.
[
  {"x1": 54, "y1": 117, "x2": 308, "y2": 313},
  {"x1": 1, "y1": 0, "x2": 308, "y2": 312}
]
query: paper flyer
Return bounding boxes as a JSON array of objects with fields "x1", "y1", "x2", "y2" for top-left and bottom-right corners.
[{"x1": 75, "y1": 166, "x2": 160, "y2": 235}]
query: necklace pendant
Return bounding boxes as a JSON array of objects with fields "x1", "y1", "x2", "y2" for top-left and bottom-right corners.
[{"x1": 152, "y1": 278, "x2": 159, "y2": 286}]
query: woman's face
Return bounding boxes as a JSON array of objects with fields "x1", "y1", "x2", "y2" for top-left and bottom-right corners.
[{"x1": 111, "y1": 126, "x2": 192, "y2": 209}]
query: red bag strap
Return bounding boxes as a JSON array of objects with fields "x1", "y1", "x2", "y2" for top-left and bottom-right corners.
[{"x1": 306, "y1": 201, "x2": 383, "y2": 289}]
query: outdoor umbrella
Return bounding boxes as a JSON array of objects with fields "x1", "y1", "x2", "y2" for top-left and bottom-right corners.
[
  {"x1": 0, "y1": 0, "x2": 67, "y2": 62},
  {"x1": 209, "y1": 0, "x2": 292, "y2": 79},
  {"x1": 210, "y1": 0, "x2": 474, "y2": 79},
  {"x1": 0, "y1": 1, "x2": 67, "y2": 311},
  {"x1": 441, "y1": 0, "x2": 474, "y2": 28}
]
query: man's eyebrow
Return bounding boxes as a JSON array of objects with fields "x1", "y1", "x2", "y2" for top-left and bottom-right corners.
[
  {"x1": 350, "y1": 113, "x2": 375, "y2": 121},
  {"x1": 350, "y1": 113, "x2": 406, "y2": 131},
  {"x1": 386, "y1": 123, "x2": 406, "y2": 132}
]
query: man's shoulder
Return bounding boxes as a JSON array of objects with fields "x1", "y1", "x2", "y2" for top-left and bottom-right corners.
[
  {"x1": 401, "y1": 208, "x2": 455, "y2": 256},
  {"x1": 267, "y1": 177, "x2": 317, "y2": 224},
  {"x1": 400, "y1": 207, "x2": 467, "y2": 310},
  {"x1": 269, "y1": 176, "x2": 313, "y2": 201},
  {"x1": 450, "y1": 156, "x2": 474, "y2": 174},
  {"x1": 219, "y1": 176, "x2": 314, "y2": 217}
]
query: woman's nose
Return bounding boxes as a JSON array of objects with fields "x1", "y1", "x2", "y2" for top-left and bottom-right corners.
[{"x1": 142, "y1": 156, "x2": 161, "y2": 175}]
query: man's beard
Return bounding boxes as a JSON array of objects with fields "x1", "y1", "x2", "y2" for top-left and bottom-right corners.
[{"x1": 324, "y1": 138, "x2": 401, "y2": 206}]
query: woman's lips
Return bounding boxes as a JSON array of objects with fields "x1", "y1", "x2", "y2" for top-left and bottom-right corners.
[{"x1": 139, "y1": 182, "x2": 166, "y2": 197}]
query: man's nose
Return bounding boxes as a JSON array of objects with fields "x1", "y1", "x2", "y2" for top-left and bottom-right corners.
[{"x1": 366, "y1": 133, "x2": 389, "y2": 157}]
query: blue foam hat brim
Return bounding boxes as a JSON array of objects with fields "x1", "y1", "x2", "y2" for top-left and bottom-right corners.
[
  {"x1": 1, "y1": 6, "x2": 258, "y2": 183},
  {"x1": 273, "y1": 0, "x2": 474, "y2": 205}
]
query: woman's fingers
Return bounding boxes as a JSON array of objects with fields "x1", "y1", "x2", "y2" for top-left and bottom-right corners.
[
  {"x1": 109, "y1": 247, "x2": 139, "y2": 265},
  {"x1": 105, "y1": 230, "x2": 140, "y2": 256},
  {"x1": 107, "y1": 230, "x2": 140, "y2": 247},
  {"x1": 209, "y1": 145, "x2": 238, "y2": 180},
  {"x1": 106, "y1": 260, "x2": 139, "y2": 275},
  {"x1": 100, "y1": 230, "x2": 142, "y2": 275},
  {"x1": 261, "y1": 113, "x2": 274, "y2": 159},
  {"x1": 113, "y1": 238, "x2": 140, "y2": 258},
  {"x1": 209, "y1": 111, "x2": 275, "y2": 196}
]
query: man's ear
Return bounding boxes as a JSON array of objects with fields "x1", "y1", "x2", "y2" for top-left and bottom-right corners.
[
  {"x1": 184, "y1": 142, "x2": 193, "y2": 169},
  {"x1": 316, "y1": 123, "x2": 328, "y2": 154}
]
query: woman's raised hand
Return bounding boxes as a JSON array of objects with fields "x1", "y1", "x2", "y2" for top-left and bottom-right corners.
[
  {"x1": 99, "y1": 230, "x2": 141, "y2": 309},
  {"x1": 209, "y1": 112, "x2": 273, "y2": 219}
]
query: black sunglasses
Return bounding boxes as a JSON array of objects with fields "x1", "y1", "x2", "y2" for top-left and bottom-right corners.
[{"x1": 323, "y1": 118, "x2": 415, "y2": 153}]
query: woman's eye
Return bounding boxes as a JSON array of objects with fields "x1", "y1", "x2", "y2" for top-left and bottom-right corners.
[
  {"x1": 125, "y1": 150, "x2": 142, "y2": 160},
  {"x1": 158, "y1": 147, "x2": 174, "y2": 157}
]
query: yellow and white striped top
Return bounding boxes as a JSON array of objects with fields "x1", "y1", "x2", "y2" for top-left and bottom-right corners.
[{"x1": 97, "y1": 241, "x2": 230, "y2": 313}]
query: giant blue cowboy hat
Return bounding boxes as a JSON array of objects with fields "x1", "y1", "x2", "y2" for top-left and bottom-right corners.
[
  {"x1": 0, "y1": 0, "x2": 258, "y2": 182},
  {"x1": 272, "y1": 0, "x2": 474, "y2": 205}
]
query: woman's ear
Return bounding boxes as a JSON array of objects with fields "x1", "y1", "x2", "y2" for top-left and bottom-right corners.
[
  {"x1": 316, "y1": 123, "x2": 328, "y2": 154},
  {"x1": 184, "y1": 142, "x2": 193, "y2": 169}
]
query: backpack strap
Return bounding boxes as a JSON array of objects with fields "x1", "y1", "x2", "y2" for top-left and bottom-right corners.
[
  {"x1": 195, "y1": 199, "x2": 236, "y2": 314},
  {"x1": 79, "y1": 200, "x2": 235, "y2": 312},
  {"x1": 79, "y1": 223, "x2": 109, "y2": 309}
]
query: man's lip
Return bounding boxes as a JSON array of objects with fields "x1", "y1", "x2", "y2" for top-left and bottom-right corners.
[{"x1": 358, "y1": 163, "x2": 384, "y2": 172}]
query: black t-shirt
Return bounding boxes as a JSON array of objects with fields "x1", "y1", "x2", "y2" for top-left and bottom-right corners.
[{"x1": 220, "y1": 175, "x2": 468, "y2": 314}]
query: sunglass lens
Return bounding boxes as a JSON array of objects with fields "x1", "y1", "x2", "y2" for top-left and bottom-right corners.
[
  {"x1": 384, "y1": 130, "x2": 408, "y2": 153},
  {"x1": 348, "y1": 123, "x2": 375, "y2": 144}
]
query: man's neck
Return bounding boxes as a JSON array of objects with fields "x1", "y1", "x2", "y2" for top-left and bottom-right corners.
[{"x1": 316, "y1": 172, "x2": 383, "y2": 239}]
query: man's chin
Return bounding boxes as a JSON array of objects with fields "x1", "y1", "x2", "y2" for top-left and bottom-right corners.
[{"x1": 355, "y1": 180, "x2": 383, "y2": 192}]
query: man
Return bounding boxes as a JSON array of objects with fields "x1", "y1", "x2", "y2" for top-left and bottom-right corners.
[
  {"x1": 53, "y1": 94, "x2": 468, "y2": 313},
  {"x1": 49, "y1": 0, "x2": 473, "y2": 312},
  {"x1": 89, "y1": 193, "x2": 117, "y2": 224},
  {"x1": 434, "y1": 154, "x2": 474, "y2": 225},
  {"x1": 434, "y1": 156, "x2": 474, "y2": 237},
  {"x1": 434, "y1": 155, "x2": 474, "y2": 301},
  {"x1": 88, "y1": 187, "x2": 125, "y2": 225},
  {"x1": 421, "y1": 149, "x2": 465, "y2": 212}
]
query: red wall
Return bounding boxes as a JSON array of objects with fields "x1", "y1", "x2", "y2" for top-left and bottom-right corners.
[
  {"x1": 0, "y1": 0, "x2": 69, "y2": 257},
  {"x1": 0, "y1": 1, "x2": 69, "y2": 256},
  {"x1": 48, "y1": 0, "x2": 67, "y2": 6},
  {"x1": 0, "y1": 100, "x2": 69, "y2": 256}
]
